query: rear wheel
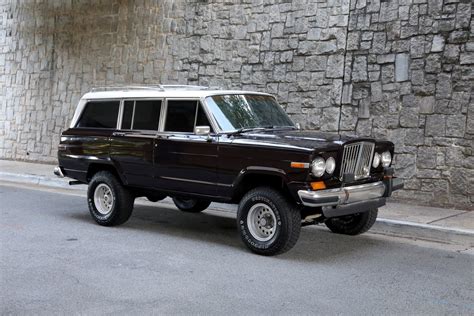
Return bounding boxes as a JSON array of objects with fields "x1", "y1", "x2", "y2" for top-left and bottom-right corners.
[
  {"x1": 172, "y1": 197, "x2": 211, "y2": 213},
  {"x1": 87, "y1": 171, "x2": 134, "y2": 226},
  {"x1": 325, "y1": 209, "x2": 378, "y2": 235},
  {"x1": 237, "y1": 187, "x2": 301, "y2": 256}
]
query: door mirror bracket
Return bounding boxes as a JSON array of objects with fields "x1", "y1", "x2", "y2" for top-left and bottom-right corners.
[
  {"x1": 195, "y1": 126, "x2": 211, "y2": 136},
  {"x1": 195, "y1": 126, "x2": 212, "y2": 142}
]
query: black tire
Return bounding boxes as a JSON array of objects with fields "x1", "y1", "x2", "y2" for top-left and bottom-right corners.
[
  {"x1": 146, "y1": 193, "x2": 166, "y2": 202},
  {"x1": 237, "y1": 187, "x2": 301, "y2": 256},
  {"x1": 325, "y1": 208, "x2": 378, "y2": 235},
  {"x1": 87, "y1": 171, "x2": 134, "y2": 226},
  {"x1": 172, "y1": 197, "x2": 211, "y2": 213}
]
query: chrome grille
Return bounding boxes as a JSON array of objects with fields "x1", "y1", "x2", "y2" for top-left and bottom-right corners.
[{"x1": 340, "y1": 142, "x2": 375, "y2": 180}]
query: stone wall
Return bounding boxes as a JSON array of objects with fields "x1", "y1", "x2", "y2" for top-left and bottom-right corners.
[
  {"x1": 0, "y1": 0, "x2": 472, "y2": 209},
  {"x1": 341, "y1": 0, "x2": 473, "y2": 208}
]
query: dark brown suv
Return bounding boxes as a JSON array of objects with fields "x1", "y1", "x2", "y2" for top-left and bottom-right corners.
[{"x1": 55, "y1": 85, "x2": 403, "y2": 255}]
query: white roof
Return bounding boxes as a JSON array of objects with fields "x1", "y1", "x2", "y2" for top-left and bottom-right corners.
[{"x1": 81, "y1": 85, "x2": 273, "y2": 100}]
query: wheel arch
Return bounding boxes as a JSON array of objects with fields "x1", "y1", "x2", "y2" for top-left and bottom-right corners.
[
  {"x1": 230, "y1": 167, "x2": 291, "y2": 202},
  {"x1": 86, "y1": 162, "x2": 127, "y2": 184}
]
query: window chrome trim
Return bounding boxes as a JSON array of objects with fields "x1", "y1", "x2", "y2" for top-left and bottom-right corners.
[
  {"x1": 116, "y1": 99, "x2": 124, "y2": 130},
  {"x1": 200, "y1": 96, "x2": 221, "y2": 133},
  {"x1": 130, "y1": 100, "x2": 136, "y2": 130}
]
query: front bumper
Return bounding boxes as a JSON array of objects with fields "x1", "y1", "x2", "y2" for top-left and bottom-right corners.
[{"x1": 298, "y1": 178, "x2": 403, "y2": 218}]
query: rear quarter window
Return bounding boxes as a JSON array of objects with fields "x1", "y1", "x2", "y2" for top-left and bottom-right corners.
[{"x1": 76, "y1": 101, "x2": 120, "y2": 129}]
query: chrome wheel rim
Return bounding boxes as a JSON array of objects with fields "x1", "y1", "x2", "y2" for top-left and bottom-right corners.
[
  {"x1": 247, "y1": 203, "x2": 277, "y2": 242},
  {"x1": 94, "y1": 183, "x2": 114, "y2": 215}
]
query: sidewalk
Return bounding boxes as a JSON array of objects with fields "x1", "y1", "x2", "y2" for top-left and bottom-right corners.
[{"x1": 1, "y1": 159, "x2": 473, "y2": 247}]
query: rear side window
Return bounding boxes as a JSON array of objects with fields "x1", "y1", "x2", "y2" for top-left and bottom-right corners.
[
  {"x1": 77, "y1": 101, "x2": 120, "y2": 128},
  {"x1": 121, "y1": 100, "x2": 162, "y2": 131}
]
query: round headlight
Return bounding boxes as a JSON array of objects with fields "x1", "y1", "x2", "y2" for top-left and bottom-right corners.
[
  {"x1": 381, "y1": 151, "x2": 392, "y2": 167},
  {"x1": 372, "y1": 152, "x2": 381, "y2": 168},
  {"x1": 325, "y1": 157, "x2": 336, "y2": 175},
  {"x1": 311, "y1": 157, "x2": 326, "y2": 177}
]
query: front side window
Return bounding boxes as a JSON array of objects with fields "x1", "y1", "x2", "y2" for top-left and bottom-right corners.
[
  {"x1": 205, "y1": 94, "x2": 294, "y2": 131},
  {"x1": 165, "y1": 100, "x2": 212, "y2": 133},
  {"x1": 77, "y1": 101, "x2": 120, "y2": 128},
  {"x1": 121, "y1": 100, "x2": 162, "y2": 131}
]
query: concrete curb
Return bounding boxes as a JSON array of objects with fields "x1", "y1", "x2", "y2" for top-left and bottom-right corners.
[
  {"x1": 1, "y1": 172, "x2": 473, "y2": 247},
  {"x1": 372, "y1": 219, "x2": 474, "y2": 247}
]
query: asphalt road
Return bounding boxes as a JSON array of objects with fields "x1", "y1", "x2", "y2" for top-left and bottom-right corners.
[{"x1": 1, "y1": 184, "x2": 473, "y2": 315}]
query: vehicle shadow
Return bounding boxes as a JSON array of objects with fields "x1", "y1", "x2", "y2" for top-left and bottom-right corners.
[{"x1": 67, "y1": 203, "x2": 392, "y2": 263}]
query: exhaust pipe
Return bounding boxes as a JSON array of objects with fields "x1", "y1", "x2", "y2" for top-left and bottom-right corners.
[{"x1": 53, "y1": 166, "x2": 64, "y2": 178}]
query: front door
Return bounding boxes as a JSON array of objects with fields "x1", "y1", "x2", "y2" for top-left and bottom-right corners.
[{"x1": 154, "y1": 99, "x2": 219, "y2": 196}]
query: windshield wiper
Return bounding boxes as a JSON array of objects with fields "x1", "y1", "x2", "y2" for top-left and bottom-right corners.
[
  {"x1": 226, "y1": 125, "x2": 297, "y2": 136},
  {"x1": 226, "y1": 127, "x2": 267, "y2": 136}
]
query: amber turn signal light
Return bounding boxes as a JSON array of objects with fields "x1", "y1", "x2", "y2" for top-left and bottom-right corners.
[
  {"x1": 310, "y1": 181, "x2": 326, "y2": 190},
  {"x1": 290, "y1": 162, "x2": 309, "y2": 169}
]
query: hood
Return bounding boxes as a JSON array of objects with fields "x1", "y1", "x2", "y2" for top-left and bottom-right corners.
[{"x1": 229, "y1": 129, "x2": 371, "y2": 152}]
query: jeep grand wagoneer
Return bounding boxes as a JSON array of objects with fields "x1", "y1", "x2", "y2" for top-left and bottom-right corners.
[{"x1": 55, "y1": 85, "x2": 403, "y2": 255}]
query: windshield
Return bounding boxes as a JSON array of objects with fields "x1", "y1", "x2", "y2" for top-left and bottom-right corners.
[{"x1": 205, "y1": 94, "x2": 295, "y2": 132}]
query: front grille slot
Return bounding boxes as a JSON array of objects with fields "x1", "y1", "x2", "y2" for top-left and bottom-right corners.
[{"x1": 340, "y1": 142, "x2": 375, "y2": 180}]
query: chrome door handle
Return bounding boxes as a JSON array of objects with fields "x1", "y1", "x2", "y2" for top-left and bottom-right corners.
[{"x1": 113, "y1": 132, "x2": 126, "y2": 137}]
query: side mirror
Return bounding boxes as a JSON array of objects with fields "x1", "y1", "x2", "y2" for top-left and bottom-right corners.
[
  {"x1": 195, "y1": 126, "x2": 211, "y2": 136},
  {"x1": 295, "y1": 123, "x2": 301, "y2": 130}
]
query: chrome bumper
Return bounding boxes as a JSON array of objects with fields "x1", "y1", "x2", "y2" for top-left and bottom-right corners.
[
  {"x1": 298, "y1": 178, "x2": 403, "y2": 208},
  {"x1": 53, "y1": 166, "x2": 64, "y2": 178}
]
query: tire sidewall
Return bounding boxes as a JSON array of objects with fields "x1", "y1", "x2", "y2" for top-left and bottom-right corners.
[
  {"x1": 238, "y1": 193, "x2": 285, "y2": 251},
  {"x1": 87, "y1": 175, "x2": 120, "y2": 224}
]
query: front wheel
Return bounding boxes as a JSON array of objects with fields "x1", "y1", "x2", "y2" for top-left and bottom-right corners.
[
  {"x1": 325, "y1": 209, "x2": 378, "y2": 235},
  {"x1": 237, "y1": 187, "x2": 301, "y2": 256},
  {"x1": 172, "y1": 197, "x2": 211, "y2": 213}
]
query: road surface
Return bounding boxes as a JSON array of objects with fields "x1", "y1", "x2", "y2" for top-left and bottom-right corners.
[{"x1": 1, "y1": 184, "x2": 473, "y2": 315}]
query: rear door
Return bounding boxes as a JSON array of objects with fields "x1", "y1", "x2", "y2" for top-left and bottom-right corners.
[
  {"x1": 154, "y1": 99, "x2": 219, "y2": 196},
  {"x1": 109, "y1": 99, "x2": 163, "y2": 188}
]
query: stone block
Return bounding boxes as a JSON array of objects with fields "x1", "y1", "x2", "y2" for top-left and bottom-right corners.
[
  {"x1": 395, "y1": 53, "x2": 409, "y2": 82},
  {"x1": 352, "y1": 56, "x2": 368, "y2": 82},
  {"x1": 435, "y1": 73, "x2": 452, "y2": 99},
  {"x1": 371, "y1": 82, "x2": 382, "y2": 102},
  {"x1": 425, "y1": 114, "x2": 446, "y2": 136},
  {"x1": 358, "y1": 99, "x2": 370, "y2": 118},
  {"x1": 326, "y1": 54, "x2": 344, "y2": 78},
  {"x1": 446, "y1": 115, "x2": 466, "y2": 137},
  {"x1": 431, "y1": 35, "x2": 445, "y2": 52},
  {"x1": 460, "y1": 53, "x2": 474, "y2": 65},
  {"x1": 394, "y1": 153, "x2": 416, "y2": 178},
  {"x1": 400, "y1": 107, "x2": 419, "y2": 127},
  {"x1": 305, "y1": 55, "x2": 327, "y2": 71},
  {"x1": 418, "y1": 96, "x2": 435, "y2": 114},
  {"x1": 376, "y1": 54, "x2": 395, "y2": 64},
  {"x1": 417, "y1": 146, "x2": 438, "y2": 169},
  {"x1": 341, "y1": 84, "x2": 353, "y2": 104},
  {"x1": 405, "y1": 128, "x2": 425, "y2": 146},
  {"x1": 320, "y1": 107, "x2": 340, "y2": 131}
]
